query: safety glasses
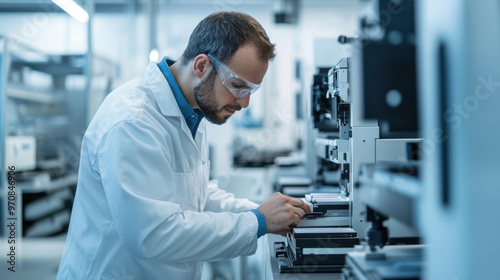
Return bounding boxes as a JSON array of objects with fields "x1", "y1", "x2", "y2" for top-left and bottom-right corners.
[{"x1": 208, "y1": 54, "x2": 261, "y2": 99}]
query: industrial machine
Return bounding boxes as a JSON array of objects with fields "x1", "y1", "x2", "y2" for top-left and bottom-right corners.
[
  {"x1": 274, "y1": 59, "x2": 355, "y2": 273},
  {"x1": 274, "y1": 192, "x2": 358, "y2": 273},
  {"x1": 341, "y1": 0, "x2": 424, "y2": 279},
  {"x1": 273, "y1": 66, "x2": 341, "y2": 199},
  {"x1": 274, "y1": 0, "x2": 424, "y2": 274},
  {"x1": 274, "y1": 226, "x2": 359, "y2": 273},
  {"x1": 290, "y1": 0, "x2": 500, "y2": 278}
]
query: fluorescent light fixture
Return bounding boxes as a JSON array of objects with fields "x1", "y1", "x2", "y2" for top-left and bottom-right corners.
[
  {"x1": 52, "y1": 0, "x2": 89, "y2": 23},
  {"x1": 149, "y1": 49, "x2": 160, "y2": 62}
]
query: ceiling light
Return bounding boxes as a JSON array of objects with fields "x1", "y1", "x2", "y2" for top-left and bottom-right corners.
[{"x1": 52, "y1": 0, "x2": 89, "y2": 23}]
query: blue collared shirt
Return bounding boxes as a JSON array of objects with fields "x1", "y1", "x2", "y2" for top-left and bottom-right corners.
[
  {"x1": 156, "y1": 57, "x2": 204, "y2": 139},
  {"x1": 156, "y1": 57, "x2": 266, "y2": 238}
]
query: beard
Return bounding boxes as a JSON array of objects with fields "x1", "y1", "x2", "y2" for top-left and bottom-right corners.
[{"x1": 194, "y1": 72, "x2": 242, "y2": 125}]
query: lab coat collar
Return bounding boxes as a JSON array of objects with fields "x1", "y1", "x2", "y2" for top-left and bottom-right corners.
[
  {"x1": 145, "y1": 61, "x2": 182, "y2": 118},
  {"x1": 144, "y1": 62, "x2": 204, "y2": 146}
]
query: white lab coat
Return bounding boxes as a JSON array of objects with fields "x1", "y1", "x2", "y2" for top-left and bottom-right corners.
[{"x1": 56, "y1": 62, "x2": 260, "y2": 280}]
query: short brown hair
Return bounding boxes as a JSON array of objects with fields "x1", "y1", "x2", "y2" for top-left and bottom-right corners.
[{"x1": 181, "y1": 11, "x2": 276, "y2": 64}]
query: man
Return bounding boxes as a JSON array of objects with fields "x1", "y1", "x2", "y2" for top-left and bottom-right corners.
[{"x1": 57, "y1": 11, "x2": 310, "y2": 279}]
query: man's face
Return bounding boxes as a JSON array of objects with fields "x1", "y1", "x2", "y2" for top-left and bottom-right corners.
[
  {"x1": 194, "y1": 44, "x2": 269, "y2": 125},
  {"x1": 193, "y1": 71, "x2": 238, "y2": 125}
]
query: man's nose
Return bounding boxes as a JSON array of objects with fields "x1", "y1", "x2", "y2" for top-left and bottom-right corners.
[{"x1": 236, "y1": 94, "x2": 250, "y2": 108}]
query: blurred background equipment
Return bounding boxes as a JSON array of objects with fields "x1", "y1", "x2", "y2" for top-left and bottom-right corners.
[{"x1": 0, "y1": 35, "x2": 117, "y2": 239}]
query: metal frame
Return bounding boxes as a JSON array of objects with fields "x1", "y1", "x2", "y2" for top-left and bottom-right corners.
[{"x1": 349, "y1": 126, "x2": 379, "y2": 237}]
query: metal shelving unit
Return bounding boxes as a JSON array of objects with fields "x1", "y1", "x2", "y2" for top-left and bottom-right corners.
[
  {"x1": 0, "y1": 36, "x2": 7, "y2": 236},
  {"x1": 6, "y1": 86, "x2": 56, "y2": 104},
  {"x1": 0, "y1": 34, "x2": 117, "y2": 237}
]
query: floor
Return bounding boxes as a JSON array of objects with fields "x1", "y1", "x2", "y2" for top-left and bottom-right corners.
[
  {"x1": 0, "y1": 235, "x2": 66, "y2": 280},
  {"x1": 0, "y1": 234, "x2": 267, "y2": 280}
]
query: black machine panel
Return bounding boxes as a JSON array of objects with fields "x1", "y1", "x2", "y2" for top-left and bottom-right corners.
[
  {"x1": 358, "y1": 0, "x2": 419, "y2": 138},
  {"x1": 362, "y1": 41, "x2": 418, "y2": 136}
]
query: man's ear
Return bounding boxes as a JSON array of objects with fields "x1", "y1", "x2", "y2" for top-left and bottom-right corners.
[{"x1": 192, "y1": 54, "x2": 211, "y2": 79}]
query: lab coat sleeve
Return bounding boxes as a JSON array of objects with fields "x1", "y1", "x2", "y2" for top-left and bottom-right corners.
[
  {"x1": 96, "y1": 119, "x2": 258, "y2": 262},
  {"x1": 203, "y1": 180, "x2": 259, "y2": 213}
]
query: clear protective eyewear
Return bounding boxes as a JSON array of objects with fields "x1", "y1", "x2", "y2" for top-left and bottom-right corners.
[{"x1": 208, "y1": 54, "x2": 261, "y2": 99}]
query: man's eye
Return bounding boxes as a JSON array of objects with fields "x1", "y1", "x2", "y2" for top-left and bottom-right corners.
[{"x1": 231, "y1": 82, "x2": 246, "y2": 89}]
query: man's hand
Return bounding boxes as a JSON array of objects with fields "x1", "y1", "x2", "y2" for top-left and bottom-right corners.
[{"x1": 257, "y1": 192, "x2": 311, "y2": 235}]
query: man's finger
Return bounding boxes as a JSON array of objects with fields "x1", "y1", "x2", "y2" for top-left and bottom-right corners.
[
  {"x1": 292, "y1": 213, "x2": 301, "y2": 226},
  {"x1": 289, "y1": 198, "x2": 312, "y2": 214},
  {"x1": 279, "y1": 227, "x2": 290, "y2": 237},
  {"x1": 302, "y1": 201, "x2": 312, "y2": 214},
  {"x1": 291, "y1": 205, "x2": 306, "y2": 219},
  {"x1": 288, "y1": 197, "x2": 303, "y2": 206}
]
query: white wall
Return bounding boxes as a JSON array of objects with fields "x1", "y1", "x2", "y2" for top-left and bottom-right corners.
[
  {"x1": 0, "y1": 11, "x2": 146, "y2": 85},
  {"x1": 0, "y1": 13, "x2": 87, "y2": 53}
]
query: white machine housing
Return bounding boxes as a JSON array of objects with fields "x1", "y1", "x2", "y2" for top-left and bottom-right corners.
[{"x1": 5, "y1": 136, "x2": 36, "y2": 171}]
